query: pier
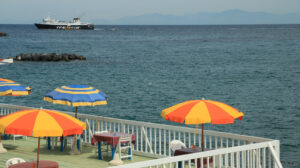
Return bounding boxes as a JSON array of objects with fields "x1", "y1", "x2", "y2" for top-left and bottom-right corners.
[{"x1": 0, "y1": 103, "x2": 283, "y2": 168}]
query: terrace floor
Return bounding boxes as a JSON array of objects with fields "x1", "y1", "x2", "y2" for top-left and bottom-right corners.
[{"x1": 0, "y1": 136, "x2": 152, "y2": 168}]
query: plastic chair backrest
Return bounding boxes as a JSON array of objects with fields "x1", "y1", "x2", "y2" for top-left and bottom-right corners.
[
  {"x1": 170, "y1": 140, "x2": 186, "y2": 152},
  {"x1": 119, "y1": 135, "x2": 131, "y2": 143},
  {"x1": 118, "y1": 135, "x2": 133, "y2": 160},
  {"x1": 95, "y1": 130, "x2": 108, "y2": 134},
  {"x1": 5, "y1": 158, "x2": 26, "y2": 168}
]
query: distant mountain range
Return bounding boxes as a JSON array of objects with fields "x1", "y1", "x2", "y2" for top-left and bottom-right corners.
[{"x1": 92, "y1": 10, "x2": 300, "y2": 25}]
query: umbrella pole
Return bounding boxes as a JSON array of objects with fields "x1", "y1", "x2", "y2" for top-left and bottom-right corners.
[
  {"x1": 201, "y1": 124, "x2": 204, "y2": 152},
  {"x1": 37, "y1": 137, "x2": 40, "y2": 168},
  {"x1": 69, "y1": 106, "x2": 80, "y2": 155},
  {"x1": 75, "y1": 106, "x2": 78, "y2": 119},
  {"x1": 194, "y1": 124, "x2": 198, "y2": 143}
]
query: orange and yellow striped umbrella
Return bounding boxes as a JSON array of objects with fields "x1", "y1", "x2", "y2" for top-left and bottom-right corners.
[
  {"x1": 0, "y1": 108, "x2": 86, "y2": 167},
  {"x1": 161, "y1": 100, "x2": 243, "y2": 150},
  {"x1": 161, "y1": 100, "x2": 243, "y2": 124},
  {"x1": 0, "y1": 109, "x2": 86, "y2": 137}
]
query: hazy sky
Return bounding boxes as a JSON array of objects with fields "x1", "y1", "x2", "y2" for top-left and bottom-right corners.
[{"x1": 1, "y1": 0, "x2": 300, "y2": 23}]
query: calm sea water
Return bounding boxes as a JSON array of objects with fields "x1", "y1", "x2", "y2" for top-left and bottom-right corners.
[{"x1": 0, "y1": 24, "x2": 300, "y2": 167}]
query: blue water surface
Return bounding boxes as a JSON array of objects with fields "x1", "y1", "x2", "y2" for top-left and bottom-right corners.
[{"x1": 0, "y1": 24, "x2": 300, "y2": 167}]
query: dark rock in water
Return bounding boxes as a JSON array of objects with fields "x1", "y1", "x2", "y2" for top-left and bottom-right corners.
[
  {"x1": 62, "y1": 54, "x2": 70, "y2": 62},
  {"x1": 78, "y1": 56, "x2": 86, "y2": 60},
  {"x1": 52, "y1": 54, "x2": 62, "y2": 62},
  {"x1": 0, "y1": 32, "x2": 7, "y2": 37},
  {"x1": 32, "y1": 54, "x2": 40, "y2": 61},
  {"x1": 69, "y1": 54, "x2": 76, "y2": 60},
  {"x1": 21, "y1": 54, "x2": 32, "y2": 61},
  {"x1": 13, "y1": 53, "x2": 87, "y2": 62},
  {"x1": 40, "y1": 53, "x2": 48, "y2": 61},
  {"x1": 15, "y1": 55, "x2": 22, "y2": 61}
]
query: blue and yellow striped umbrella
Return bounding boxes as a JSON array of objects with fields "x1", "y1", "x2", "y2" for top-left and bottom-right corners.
[
  {"x1": 44, "y1": 85, "x2": 108, "y2": 118},
  {"x1": 0, "y1": 78, "x2": 31, "y2": 96},
  {"x1": 44, "y1": 85, "x2": 107, "y2": 107},
  {"x1": 0, "y1": 78, "x2": 31, "y2": 152}
]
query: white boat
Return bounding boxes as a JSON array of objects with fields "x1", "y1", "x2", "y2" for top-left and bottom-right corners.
[
  {"x1": 34, "y1": 16, "x2": 94, "y2": 30},
  {"x1": 0, "y1": 58, "x2": 13, "y2": 65}
]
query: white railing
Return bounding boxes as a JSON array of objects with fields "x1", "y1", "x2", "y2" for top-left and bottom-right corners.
[
  {"x1": 0, "y1": 103, "x2": 282, "y2": 168},
  {"x1": 111, "y1": 140, "x2": 281, "y2": 168}
]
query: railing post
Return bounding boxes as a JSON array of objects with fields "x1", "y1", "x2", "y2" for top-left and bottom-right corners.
[
  {"x1": 97, "y1": 120, "x2": 100, "y2": 132},
  {"x1": 268, "y1": 142, "x2": 283, "y2": 168},
  {"x1": 274, "y1": 140, "x2": 281, "y2": 168},
  {"x1": 85, "y1": 118, "x2": 93, "y2": 143},
  {"x1": 121, "y1": 122, "x2": 125, "y2": 133},
  {"x1": 141, "y1": 126, "x2": 154, "y2": 154}
]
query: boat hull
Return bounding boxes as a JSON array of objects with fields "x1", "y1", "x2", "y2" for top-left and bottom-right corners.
[
  {"x1": 34, "y1": 23, "x2": 94, "y2": 30},
  {"x1": 0, "y1": 58, "x2": 13, "y2": 65}
]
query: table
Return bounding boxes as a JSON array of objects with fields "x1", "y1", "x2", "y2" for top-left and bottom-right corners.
[
  {"x1": 8, "y1": 160, "x2": 59, "y2": 168},
  {"x1": 174, "y1": 147, "x2": 213, "y2": 168},
  {"x1": 92, "y1": 132, "x2": 136, "y2": 160}
]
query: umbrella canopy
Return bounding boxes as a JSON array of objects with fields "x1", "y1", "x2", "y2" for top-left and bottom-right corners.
[
  {"x1": 161, "y1": 100, "x2": 243, "y2": 124},
  {"x1": 0, "y1": 109, "x2": 86, "y2": 137},
  {"x1": 161, "y1": 100, "x2": 243, "y2": 150},
  {"x1": 43, "y1": 84, "x2": 107, "y2": 154},
  {"x1": 0, "y1": 78, "x2": 31, "y2": 153},
  {"x1": 0, "y1": 109, "x2": 86, "y2": 167},
  {"x1": 44, "y1": 85, "x2": 107, "y2": 107},
  {"x1": 0, "y1": 78, "x2": 14, "y2": 83},
  {"x1": 0, "y1": 78, "x2": 31, "y2": 96}
]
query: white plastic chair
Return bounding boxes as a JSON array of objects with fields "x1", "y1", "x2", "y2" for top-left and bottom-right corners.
[
  {"x1": 64, "y1": 135, "x2": 83, "y2": 152},
  {"x1": 12, "y1": 135, "x2": 27, "y2": 142},
  {"x1": 118, "y1": 135, "x2": 133, "y2": 160},
  {"x1": 47, "y1": 137, "x2": 59, "y2": 150},
  {"x1": 95, "y1": 130, "x2": 108, "y2": 134},
  {"x1": 170, "y1": 140, "x2": 186, "y2": 155},
  {"x1": 5, "y1": 158, "x2": 26, "y2": 168}
]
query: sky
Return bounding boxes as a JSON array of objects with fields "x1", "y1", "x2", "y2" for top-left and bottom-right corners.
[{"x1": 1, "y1": 0, "x2": 300, "y2": 23}]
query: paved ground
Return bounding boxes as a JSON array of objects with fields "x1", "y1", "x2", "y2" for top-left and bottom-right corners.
[{"x1": 0, "y1": 136, "x2": 152, "y2": 168}]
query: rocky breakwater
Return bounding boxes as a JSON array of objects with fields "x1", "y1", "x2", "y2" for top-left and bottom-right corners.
[
  {"x1": 13, "y1": 53, "x2": 87, "y2": 62},
  {"x1": 0, "y1": 32, "x2": 8, "y2": 37}
]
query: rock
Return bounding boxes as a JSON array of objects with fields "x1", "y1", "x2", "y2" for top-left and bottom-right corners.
[
  {"x1": 0, "y1": 32, "x2": 7, "y2": 37},
  {"x1": 78, "y1": 55, "x2": 86, "y2": 60},
  {"x1": 52, "y1": 54, "x2": 62, "y2": 61},
  {"x1": 32, "y1": 54, "x2": 40, "y2": 61},
  {"x1": 22, "y1": 54, "x2": 31, "y2": 61},
  {"x1": 62, "y1": 54, "x2": 70, "y2": 61},
  {"x1": 46, "y1": 54, "x2": 54, "y2": 61},
  {"x1": 40, "y1": 54, "x2": 48, "y2": 61},
  {"x1": 15, "y1": 55, "x2": 22, "y2": 61},
  {"x1": 69, "y1": 54, "x2": 75, "y2": 60},
  {"x1": 13, "y1": 53, "x2": 87, "y2": 62}
]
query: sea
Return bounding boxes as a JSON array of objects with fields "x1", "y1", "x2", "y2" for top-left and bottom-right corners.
[{"x1": 0, "y1": 24, "x2": 299, "y2": 167}]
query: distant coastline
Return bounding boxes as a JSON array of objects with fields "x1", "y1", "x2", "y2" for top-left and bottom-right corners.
[
  {"x1": 0, "y1": 10, "x2": 299, "y2": 25},
  {"x1": 90, "y1": 10, "x2": 300, "y2": 25}
]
